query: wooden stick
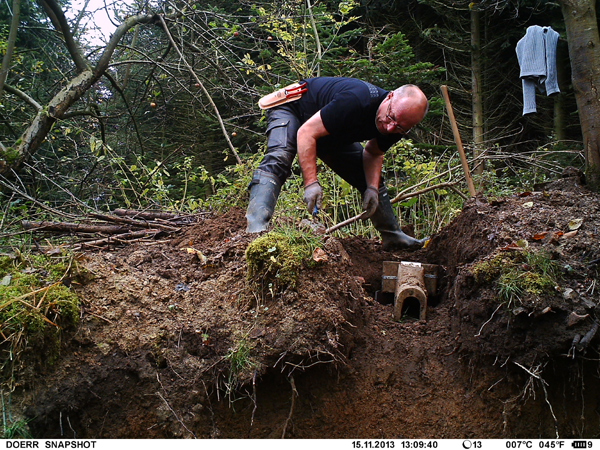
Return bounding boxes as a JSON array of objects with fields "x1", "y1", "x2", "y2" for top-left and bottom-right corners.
[
  {"x1": 392, "y1": 181, "x2": 459, "y2": 203},
  {"x1": 325, "y1": 212, "x2": 369, "y2": 234},
  {"x1": 113, "y1": 208, "x2": 182, "y2": 220},
  {"x1": 440, "y1": 85, "x2": 477, "y2": 197},
  {"x1": 22, "y1": 220, "x2": 131, "y2": 234}
]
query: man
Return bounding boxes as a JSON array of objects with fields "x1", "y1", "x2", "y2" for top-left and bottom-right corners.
[{"x1": 246, "y1": 77, "x2": 428, "y2": 250}]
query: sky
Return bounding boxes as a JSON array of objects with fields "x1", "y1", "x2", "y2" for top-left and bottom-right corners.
[{"x1": 67, "y1": 0, "x2": 124, "y2": 45}]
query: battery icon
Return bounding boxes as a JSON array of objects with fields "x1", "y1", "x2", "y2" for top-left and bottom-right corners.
[{"x1": 572, "y1": 442, "x2": 590, "y2": 449}]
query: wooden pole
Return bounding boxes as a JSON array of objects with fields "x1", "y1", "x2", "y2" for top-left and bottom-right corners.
[{"x1": 440, "y1": 85, "x2": 477, "y2": 197}]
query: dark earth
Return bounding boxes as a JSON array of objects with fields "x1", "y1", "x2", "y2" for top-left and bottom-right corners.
[{"x1": 11, "y1": 171, "x2": 600, "y2": 439}]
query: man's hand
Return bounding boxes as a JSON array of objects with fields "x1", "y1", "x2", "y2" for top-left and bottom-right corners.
[
  {"x1": 362, "y1": 186, "x2": 379, "y2": 218},
  {"x1": 303, "y1": 181, "x2": 323, "y2": 214}
]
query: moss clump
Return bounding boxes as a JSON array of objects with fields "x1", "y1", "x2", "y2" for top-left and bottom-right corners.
[
  {"x1": 0, "y1": 147, "x2": 20, "y2": 165},
  {"x1": 0, "y1": 251, "x2": 83, "y2": 386},
  {"x1": 472, "y1": 253, "x2": 507, "y2": 284},
  {"x1": 471, "y1": 250, "x2": 560, "y2": 307},
  {"x1": 246, "y1": 232, "x2": 304, "y2": 293},
  {"x1": 246, "y1": 228, "x2": 323, "y2": 297}
]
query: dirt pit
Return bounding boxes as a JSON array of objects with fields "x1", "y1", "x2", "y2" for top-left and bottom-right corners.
[{"x1": 11, "y1": 172, "x2": 600, "y2": 438}]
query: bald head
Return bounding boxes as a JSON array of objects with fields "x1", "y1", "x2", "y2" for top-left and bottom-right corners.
[
  {"x1": 376, "y1": 84, "x2": 428, "y2": 135},
  {"x1": 393, "y1": 84, "x2": 429, "y2": 125}
]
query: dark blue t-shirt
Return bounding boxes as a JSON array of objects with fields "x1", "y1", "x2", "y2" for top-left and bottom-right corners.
[{"x1": 290, "y1": 77, "x2": 402, "y2": 152}]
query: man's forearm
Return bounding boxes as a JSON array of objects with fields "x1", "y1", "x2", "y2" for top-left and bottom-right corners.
[
  {"x1": 297, "y1": 133, "x2": 319, "y2": 187},
  {"x1": 296, "y1": 111, "x2": 330, "y2": 187},
  {"x1": 363, "y1": 147, "x2": 383, "y2": 189}
]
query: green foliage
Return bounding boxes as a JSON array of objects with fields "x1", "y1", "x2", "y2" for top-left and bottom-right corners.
[
  {"x1": 223, "y1": 335, "x2": 257, "y2": 399},
  {"x1": 226, "y1": 337, "x2": 255, "y2": 380},
  {"x1": 472, "y1": 250, "x2": 560, "y2": 308},
  {"x1": 338, "y1": 31, "x2": 444, "y2": 86},
  {"x1": 251, "y1": 0, "x2": 363, "y2": 80},
  {"x1": 381, "y1": 139, "x2": 466, "y2": 238},
  {"x1": 0, "y1": 147, "x2": 19, "y2": 165},
  {"x1": 0, "y1": 250, "x2": 83, "y2": 387},
  {"x1": 196, "y1": 152, "x2": 263, "y2": 212},
  {"x1": 2, "y1": 417, "x2": 32, "y2": 439},
  {"x1": 1, "y1": 392, "x2": 31, "y2": 439}
]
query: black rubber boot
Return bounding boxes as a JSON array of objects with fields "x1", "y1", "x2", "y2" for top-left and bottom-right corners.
[
  {"x1": 246, "y1": 170, "x2": 282, "y2": 233},
  {"x1": 370, "y1": 186, "x2": 427, "y2": 251}
]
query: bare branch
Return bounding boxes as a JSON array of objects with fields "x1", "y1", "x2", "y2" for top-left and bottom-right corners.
[
  {"x1": 4, "y1": 84, "x2": 43, "y2": 111},
  {"x1": 38, "y1": 0, "x2": 90, "y2": 72},
  {"x1": 157, "y1": 14, "x2": 242, "y2": 165}
]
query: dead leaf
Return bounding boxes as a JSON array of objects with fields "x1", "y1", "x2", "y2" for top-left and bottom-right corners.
[
  {"x1": 312, "y1": 248, "x2": 328, "y2": 263},
  {"x1": 568, "y1": 218, "x2": 583, "y2": 231},
  {"x1": 182, "y1": 247, "x2": 207, "y2": 264},
  {"x1": 562, "y1": 230, "x2": 578, "y2": 239},
  {"x1": 532, "y1": 232, "x2": 549, "y2": 240},
  {"x1": 500, "y1": 242, "x2": 525, "y2": 251}
]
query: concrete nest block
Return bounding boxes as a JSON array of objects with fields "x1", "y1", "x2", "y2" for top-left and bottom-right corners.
[{"x1": 381, "y1": 261, "x2": 439, "y2": 321}]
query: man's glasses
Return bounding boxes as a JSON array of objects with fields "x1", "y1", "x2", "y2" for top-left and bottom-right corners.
[{"x1": 386, "y1": 96, "x2": 410, "y2": 134}]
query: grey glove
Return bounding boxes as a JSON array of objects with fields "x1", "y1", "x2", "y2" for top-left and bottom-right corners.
[
  {"x1": 362, "y1": 186, "x2": 379, "y2": 218},
  {"x1": 303, "y1": 181, "x2": 323, "y2": 214}
]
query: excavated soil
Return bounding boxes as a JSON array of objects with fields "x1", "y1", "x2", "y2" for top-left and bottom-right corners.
[{"x1": 11, "y1": 173, "x2": 600, "y2": 439}]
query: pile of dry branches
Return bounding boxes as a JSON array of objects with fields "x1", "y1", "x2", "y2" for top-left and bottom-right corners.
[{"x1": 21, "y1": 209, "x2": 202, "y2": 250}]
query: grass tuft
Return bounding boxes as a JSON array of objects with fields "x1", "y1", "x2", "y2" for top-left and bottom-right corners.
[{"x1": 472, "y1": 250, "x2": 560, "y2": 308}]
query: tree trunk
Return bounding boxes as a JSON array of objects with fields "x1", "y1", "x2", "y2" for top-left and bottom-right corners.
[
  {"x1": 553, "y1": 43, "x2": 568, "y2": 141},
  {"x1": 471, "y1": 6, "x2": 484, "y2": 176},
  {"x1": 559, "y1": 0, "x2": 600, "y2": 190}
]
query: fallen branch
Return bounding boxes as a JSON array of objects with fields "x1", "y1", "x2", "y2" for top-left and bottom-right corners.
[
  {"x1": 22, "y1": 220, "x2": 131, "y2": 234},
  {"x1": 113, "y1": 208, "x2": 184, "y2": 220},
  {"x1": 88, "y1": 212, "x2": 180, "y2": 232},
  {"x1": 72, "y1": 229, "x2": 162, "y2": 249},
  {"x1": 0, "y1": 176, "x2": 78, "y2": 220}
]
